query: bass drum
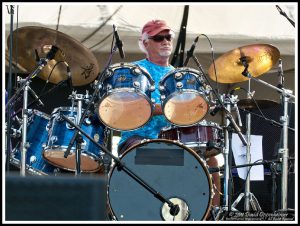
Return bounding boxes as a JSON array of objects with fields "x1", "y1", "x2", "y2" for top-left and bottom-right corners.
[{"x1": 107, "y1": 139, "x2": 213, "y2": 221}]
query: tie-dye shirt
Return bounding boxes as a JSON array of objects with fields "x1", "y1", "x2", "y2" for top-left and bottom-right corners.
[{"x1": 119, "y1": 59, "x2": 174, "y2": 146}]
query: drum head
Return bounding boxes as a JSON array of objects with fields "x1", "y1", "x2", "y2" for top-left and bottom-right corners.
[
  {"x1": 163, "y1": 92, "x2": 209, "y2": 126},
  {"x1": 108, "y1": 139, "x2": 212, "y2": 221},
  {"x1": 99, "y1": 91, "x2": 152, "y2": 131}
]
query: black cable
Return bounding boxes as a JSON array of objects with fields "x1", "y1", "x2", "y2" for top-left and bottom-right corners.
[{"x1": 199, "y1": 34, "x2": 219, "y2": 95}]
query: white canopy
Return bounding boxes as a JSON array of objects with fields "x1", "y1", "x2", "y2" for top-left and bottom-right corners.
[{"x1": 3, "y1": 2, "x2": 297, "y2": 101}]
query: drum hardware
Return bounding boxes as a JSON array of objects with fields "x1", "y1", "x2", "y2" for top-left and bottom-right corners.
[
  {"x1": 5, "y1": 44, "x2": 59, "y2": 176},
  {"x1": 159, "y1": 120, "x2": 224, "y2": 159},
  {"x1": 97, "y1": 62, "x2": 155, "y2": 131},
  {"x1": 229, "y1": 59, "x2": 262, "y2": 212},
  {"x1": 159, "y1": 67, "x2": 210, "y2": 126},
  {"x1": 184, "y1": 41, "x2": 249, "y2": 218},
  {"x1": 43, "y1": 90, "x2": 102, "y2": 175},
  {"x1": 10, "y1": 109, "x2": 61, "y2": 176},
  {"x1": 239, "y1": 57, "x2": 295, "y2": 212},
  {"x1": 59, "y1": 115, "x2": 201, "y2": 221},
  {"x1": 12, "y1": 77, "x2": 70, "y2": 118}
]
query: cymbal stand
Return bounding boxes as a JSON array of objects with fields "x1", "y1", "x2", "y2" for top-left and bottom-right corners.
[
  {"x1": 68, "y1": 91, "x2": 90, "y2": 175},
  {"x1": 19, "y1": 79, "x2": 31, "y2": 176},
  {"x1": 231, "y1": 79, "x2": 262, "y2": 212},
  {"x1": 222, "y1": 94, "x2": 239, "y2": 212},
  {"x1": 240, "y1": 57, "x2": 295, "y2": 211}
]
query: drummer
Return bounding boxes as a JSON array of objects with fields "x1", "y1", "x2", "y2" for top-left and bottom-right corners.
[{"x1": 117, "y1": 19, "x2": 221, "y2": 209}]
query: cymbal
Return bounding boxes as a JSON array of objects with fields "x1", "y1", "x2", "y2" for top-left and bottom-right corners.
[
  {"x1": 208, "y1": 44, "x2": 280, "y2": 83},
  {"x1": 237, "y1": 99, "x2": 279, "y2": 110},
  {"x1": 7, "y1": 26, "x2": 100, "y2": 86}
]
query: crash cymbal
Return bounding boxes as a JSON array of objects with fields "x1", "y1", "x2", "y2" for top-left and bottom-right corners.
[
  {"x1": 7, "y1": 26, "x2": 100, "y2": 86},
  {"x1": 237, "y1": 99, "x2": 279, "y2": 110},
  {"x1": 208, "y1": 44, "x2": 280, "y2": 83}
]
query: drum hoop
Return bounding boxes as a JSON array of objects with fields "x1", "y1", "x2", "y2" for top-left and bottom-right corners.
[
  {"x1": 31, "y1": 109, "x2": 50, "y2": 119},
  {"x1": 51, "y1": 106, "x2": 85, "y2": 115},
  {"x1": 161, "y1": 120, "x2": 222, "y2": 131},
  {"x1": 99, "y1": 88, "x2": 153, "y2": 101},
  {"x1": 162, "y1": 91, "x2": 210, "y2": 127}
]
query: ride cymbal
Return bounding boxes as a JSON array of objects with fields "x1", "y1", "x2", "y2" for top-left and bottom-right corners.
[
  {"x1": 7, "y1": 26, "x2": 100, "y2": 86},
  {"x1": 237, "y1": 99, "x2": 279, "y2": 110},
  {"x1": 208, "y1": 44, "x2": 280, "y2": 83}
]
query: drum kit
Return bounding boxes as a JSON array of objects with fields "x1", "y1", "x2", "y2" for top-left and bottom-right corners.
[{"x1": 5, "y1": 26, "x2": 295, "y2": 221}]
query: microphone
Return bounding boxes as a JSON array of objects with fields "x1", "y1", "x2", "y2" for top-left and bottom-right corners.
[
  {"x1": 27, "y1": 86, "x2": 44, "y2": 107},
  {"x1": 64, "y1": 62, "x2": 73, "y2": 88},
  {"x1": 277, "y1": 58, "x2": 284, "y2": 89},
  {"x1": 210, "y1": 104, "x2": 222, "y2": 116},
  {"x1": 45, "y1": 46, "x2": 59, "y2": 62},
  {"x1": 234, "y1": 102, "x2": 242, "y2": 127},
  {"x1": 183, "y1": 36, "x2": 199, "y2": 66},
  {"x1": 113, "y1": 24, "x2": 125, "y2": 59}
]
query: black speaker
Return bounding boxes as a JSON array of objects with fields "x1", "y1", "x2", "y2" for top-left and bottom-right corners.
[{"x1": 5, "y1": 174, "x2": 107, "y2": 221}]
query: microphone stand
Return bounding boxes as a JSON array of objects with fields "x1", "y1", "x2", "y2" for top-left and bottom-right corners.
[
  {"x1": 60, "y1": 114, "x2": 182, "y2": 219},
  {"x1": 190, "y1": 55, "x2": 248, "y2": 218},
  {"x1": 12, "y1": 78, "x2": 69, "y2": 118},
  {"x1": 240, "y1": 58, "x2": 295, "y2": 211},
  {"x1": 63, "y1": 44, "x2": 117, "y2": 175},
  {"x1": 5, "y1": 5, "x2": 15, "y2": 172}
]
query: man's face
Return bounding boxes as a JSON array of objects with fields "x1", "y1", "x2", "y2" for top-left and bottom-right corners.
[{"x1": 144, "y1": 30, "x2": 173, "y2": 58}]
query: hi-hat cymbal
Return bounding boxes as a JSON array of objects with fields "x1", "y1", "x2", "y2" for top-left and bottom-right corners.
[
  {"x1": 7, "y1": 26, "x2": 100, "y2": 86},
  {"x1": 238, "y1": 99, "x2": 279, "y2": 110},
  {"x1": 208, "y1": 44, "x2": 280, "y2": 83}
]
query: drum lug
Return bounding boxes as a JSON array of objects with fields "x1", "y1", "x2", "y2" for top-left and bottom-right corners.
[
  {"x1": 176, "y1": 82, "x2": 183, "y2": 92},
  {"x1": 80, "y1": 139, "x2": 87, "y2": 150},
  {"x1": 159, "y1": 85, "x2": 165, "y2": 92},
  {"x1": 29, "y1": 155, "x2": 37, "y2": 165},
  {"x1": 174, "y1": 72, "x2": 183, "y2": 80},
  {"x1": 161, "y1": 95, "x2": 166, "y2": 100},
  {"x1": 66, "y1": 116, "x2": 75, "y2": 129},
  {"x1": 84, "y1": 117, "x2": 91, "y2": 125},
  {"x1": 149, "y1": 85, "x2": 155, "y2": 92},
  {"x1": 50, "y1": 136, "x2": 58, "y2": 145},
  {"x1": 133, "y1": 67, "x2": 142, "y2": 75},
  {"x1": 133, "y1": 81, "x2": 140, "y2": 89},
  {"x1": 106, "y1": 84, "x2": 112, "y2": 91}
]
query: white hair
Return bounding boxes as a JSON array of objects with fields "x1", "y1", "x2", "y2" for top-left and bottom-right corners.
[{"x1": 138, "y1": 30, "x2": 176, "y2": 56}]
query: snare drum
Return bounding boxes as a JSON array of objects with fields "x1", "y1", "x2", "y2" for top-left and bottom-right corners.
[
  {"x1": 97, "y1": 62, "x2": 155, "y2": 131},
  {"x1": 10, "y1": 109, "x2": 61, "y2": 176},
  {"x1": 159, "y1": 67, "x2": 211, "y2": 126},
  {"x1": 43, "y1": 107, "x2": 106, "y2": 172},
  {"x1": 159, "y1": 120, "x2": 224, "y2": 158},
  {"x1": 107, "y1": 139, "x2": 213, "y2": 221}
]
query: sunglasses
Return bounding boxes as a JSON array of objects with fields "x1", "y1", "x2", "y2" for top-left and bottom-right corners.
[{"x1": 148, "y1": 34, "x2": 173, "y2": 42}]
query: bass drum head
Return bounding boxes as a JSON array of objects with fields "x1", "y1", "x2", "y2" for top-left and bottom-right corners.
[{"x1": 108, "y1": 139, "x2": 212, "y2": 221}]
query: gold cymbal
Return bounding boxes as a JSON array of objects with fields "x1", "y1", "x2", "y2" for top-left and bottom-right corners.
[
  {"x1": 238, "y1": 99, "x2": 279, "y2": 110},
  {"x1": 7, "y1": 26, "x2": 100, "y2": 86},
  {"x1": 208, "y1": 44, "x2": 280, "y2": 83}
]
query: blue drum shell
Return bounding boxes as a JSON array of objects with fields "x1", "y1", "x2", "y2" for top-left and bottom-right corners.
[
  {"x1": 100, "y1": 63, "x2": 154, "y2": 99},
  {"x1": 12, "y1": 110, "x2": 59, "y2": 175},
  {"x1": 159, "y1": 68, "x2": 206, "y2": 98}
]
